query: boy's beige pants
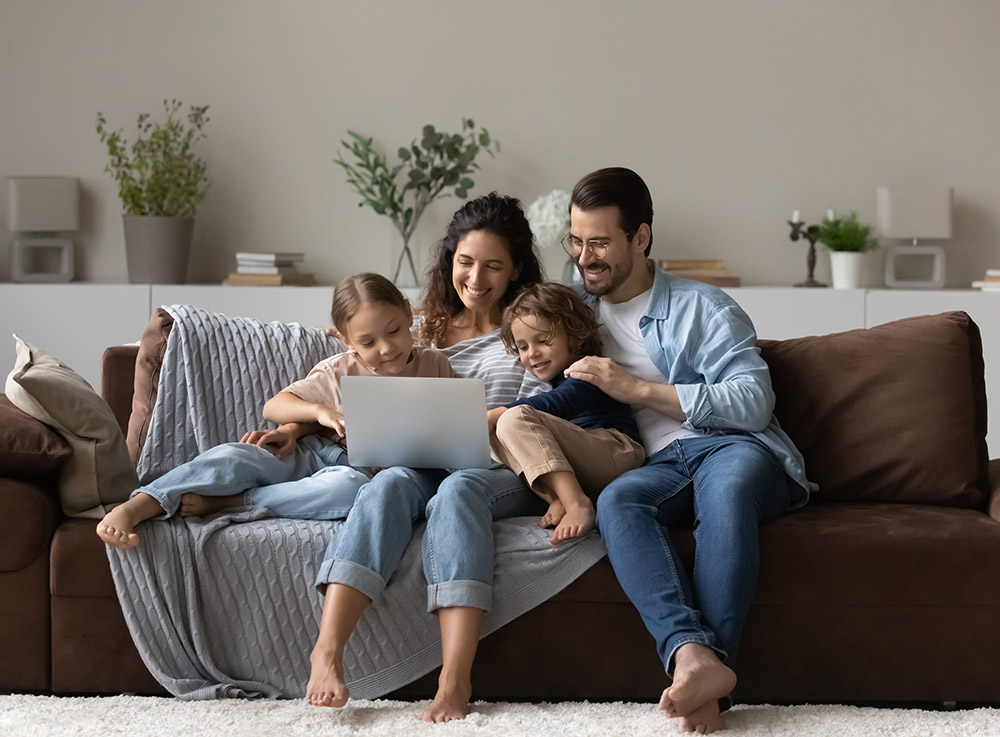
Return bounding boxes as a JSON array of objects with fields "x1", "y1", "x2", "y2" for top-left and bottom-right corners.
[{"x1": 490, "y1": 404, "x2": 646, "y2": 502}]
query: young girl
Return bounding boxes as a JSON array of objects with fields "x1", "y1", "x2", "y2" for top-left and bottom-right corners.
[
  {"x1": 97, "y1": 272, "x2": 455, "y2": 551},
  {"x1": 489, "y1": 281, "x2": 646, "y2": 543}
]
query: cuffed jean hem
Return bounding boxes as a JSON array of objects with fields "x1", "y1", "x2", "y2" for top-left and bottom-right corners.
[
  {"x1": 426, "y1": 579, "x2": 492, "y2": 612},
  {"x1": 130, "y1": 488, "x2": 174, "y2": 518},
  {"x1": 314, "y1": 558, "x2": 386, "y2": 601}
]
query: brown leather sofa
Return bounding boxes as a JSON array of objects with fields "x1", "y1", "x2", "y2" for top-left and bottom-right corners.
[{"x1": 3, "y1": 310, "x2": 999, "y2": 704}]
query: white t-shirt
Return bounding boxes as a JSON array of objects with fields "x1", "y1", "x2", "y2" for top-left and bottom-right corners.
[{"x1": 597, "y1": 289, "x2": 700, "y2": 456}]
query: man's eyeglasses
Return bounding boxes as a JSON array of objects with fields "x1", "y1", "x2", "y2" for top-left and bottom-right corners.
[{"x1": 560, "y1": 232, "x2": 634, "y2": 260}]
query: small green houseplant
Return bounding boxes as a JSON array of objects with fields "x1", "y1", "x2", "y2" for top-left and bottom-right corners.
[
  {"x1": 817, "y1": 211, "x2": 877, "y2": 252},
  {"x1": 95, "y1": 100, "x2": 211, "y2": 283},
  {"x1": 335, "y1": 119, "x2": 500, "y2": 286}
]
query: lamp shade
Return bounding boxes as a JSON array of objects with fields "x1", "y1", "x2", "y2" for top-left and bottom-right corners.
[
  {"x1": 876, "y1": 186, "x2": 953, "y2": 240},
  {"x1": 7, "y1": 176, "x2": 80, "y2": 232}
]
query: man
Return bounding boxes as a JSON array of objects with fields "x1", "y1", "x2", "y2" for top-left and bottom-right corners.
[{"x1": 564, "y1": 167, "x2": 815, "y2": 734}]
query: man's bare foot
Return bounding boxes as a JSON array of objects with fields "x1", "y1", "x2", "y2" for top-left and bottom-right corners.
[
  {"x1": 305, "y1": 648, "x2": 350, "y2": 708},
  {"x1": 550, "y1": 501, "x2": 596, "y2": 544},
  {"x1": 539, "y1": 500, "x2": 566, "y2": 529},
  {"x1": 675, "y1": 699, "x2": 727, "y2": 734},
  {"x1": 420, "y1": 680, "x2": 472, "y2": 723},
  {"x1": 659, "y1": 643, "x2": 737, "y2": 719},
  {"x1": 95, "y1": 493, "x2": 163, "y2": 551},
  {"x1": 179, "y1": 492, "x2": 244, "y2": 518}
]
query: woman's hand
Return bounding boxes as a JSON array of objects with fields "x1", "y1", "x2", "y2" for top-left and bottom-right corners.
[{"x1": 241, "y1": 427, "x2": 297, "y2": 460}]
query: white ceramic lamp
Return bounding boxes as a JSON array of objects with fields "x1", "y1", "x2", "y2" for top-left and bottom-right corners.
[
  {"x1": 7, "y1": 176, "x2": 80, "y2": 282},
  {"x1": 876, "y1": 185, "x2": 952, "y2": 289}
]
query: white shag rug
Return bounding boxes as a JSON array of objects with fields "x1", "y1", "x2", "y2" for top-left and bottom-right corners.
[{"x1": 2, "y1": 695, "x2": 999, "y2": 737}]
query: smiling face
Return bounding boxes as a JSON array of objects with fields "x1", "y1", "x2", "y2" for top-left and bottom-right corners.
[
  {"x1": 570, "y1": 204, "x2": 651, "y2": 303},
  {"x1": 342, "y1": 300, "x2": 414, "y2": 374},
  {"x1": 509, "y1": 312, "x2": 575, "y2": 383},
  {"x1": 451, "y1": 229, "x2": 519, "y2": 320}
]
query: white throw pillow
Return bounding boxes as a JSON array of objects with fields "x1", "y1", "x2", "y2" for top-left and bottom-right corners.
[{"x1": 5, "y1": 335, "x2": 138, "y2": 518}]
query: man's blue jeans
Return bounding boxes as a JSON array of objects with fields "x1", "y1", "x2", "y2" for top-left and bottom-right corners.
[
  {"x1": 315, "y1": 465, "x2": 545, "y2": 612},
  {"x1": 596, "y1": 434, "x2": 804, "y2": 676},
  {"x1": 135, "y1": 435, "x2": 370, "y2": 520}
]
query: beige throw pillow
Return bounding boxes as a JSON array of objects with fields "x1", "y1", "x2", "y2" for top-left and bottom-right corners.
[{"x1": 5, "y1": 335, "x2": 139, "y2": 518}]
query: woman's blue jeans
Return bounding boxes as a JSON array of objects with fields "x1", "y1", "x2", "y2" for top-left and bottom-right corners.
[
  {"x1": 596, "y1": 434, "x2": 804, "y2": 676},
  {"x1": 315, "y1": 465, "x2": 545, "y2": 612},
  {"x1": 135, "y1": 435, "x2": 370, "y2": 520}
]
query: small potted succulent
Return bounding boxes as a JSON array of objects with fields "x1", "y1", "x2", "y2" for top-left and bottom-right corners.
[
  {"x1": 817, "y1": 211, "x2": 877, "y2": 289},
  {"x1": 96, "y1": 99, "x2": 211, "y2": 283}
]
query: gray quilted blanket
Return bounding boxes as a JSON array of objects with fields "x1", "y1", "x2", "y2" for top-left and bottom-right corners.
[{"x1": 111, "y1": 304, "x2": 607, "y2": 700}]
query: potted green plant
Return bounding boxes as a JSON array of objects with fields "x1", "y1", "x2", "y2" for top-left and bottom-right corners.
[
  {"x1": 96, "y1": 99, "x2": 210, "y2": 283},
  {"x1": 817, "y1": 211, "x2": 877, "y2": 289},
  {"x1": 335, "y1": 119, "x2": 499, "y2": 287}
]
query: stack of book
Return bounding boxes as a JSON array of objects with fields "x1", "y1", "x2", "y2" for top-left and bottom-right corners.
[
  {"x1": 658, "y1": 258, "x2": 741, "y2": 287},
  {"x1": 971, "y1": 269, "x2": 1000, "y2": 291},
  {"x1": 224, "y1": 252, "x2": 316, "y2": 286}
]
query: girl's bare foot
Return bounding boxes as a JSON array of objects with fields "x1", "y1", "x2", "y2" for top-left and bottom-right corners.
[
  {"x1": 675, "y1": 699, "x2": 727, "y2": 734},
  {"x1": 95, "y1": 493, "x2": 163, "y2": 550},
  {"x1": 179, "y1": 492, "x2": 244, "y2": 518},
  {"x1": 550, "y1": 501, "x2": 596, "y2": 544},
  {"x1": 420, "y1": 679, "x2": 472, "y2": 723},
  {"x1": 305, "y1": 648, "x2": 350, "y2": 708},
  {"x1": 659, "y1": 643, "x2": 736, "y2": 720},
  {"x1": 539, "y1": 500, "x2": 566, "y2": 529}
]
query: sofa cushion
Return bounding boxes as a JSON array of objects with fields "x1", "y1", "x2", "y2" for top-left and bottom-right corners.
[
  {"x1": 759, "y1": 311, "x2": 988, "y2": 508},
  {"x1": 0, "y1": 394, "x2": 72, "y2": 477},
  {"x1": 126, "y1": 308, "x2": 174, "y2": 467},
  {"x1": 4, "y1": 336, "x2": 139, "y2": 519}
]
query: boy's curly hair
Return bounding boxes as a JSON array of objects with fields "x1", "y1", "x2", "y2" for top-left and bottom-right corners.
[{"x1": 500, "y1": 281, "x2": 602, "y2": 358}]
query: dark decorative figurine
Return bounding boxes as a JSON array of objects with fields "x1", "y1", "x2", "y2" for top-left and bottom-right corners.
[{"x1": 788, "y1": 218, "x2": 827, "y2": 287}]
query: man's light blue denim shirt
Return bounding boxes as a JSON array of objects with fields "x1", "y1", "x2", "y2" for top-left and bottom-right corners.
[{"x1": 578, "y1": 264, "x2": 817, "y2": 501}]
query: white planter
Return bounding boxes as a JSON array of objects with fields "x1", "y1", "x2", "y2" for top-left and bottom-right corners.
[{"x1": 829, "y1": 251, "x2": 865, "y2": 289}]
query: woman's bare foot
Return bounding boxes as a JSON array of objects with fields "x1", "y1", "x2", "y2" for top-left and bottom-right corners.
[
  {"x1": 550, "y1": 501, "x2": 596, "y2": 544},
  {"x1": 179, "y1": 492, "x2": 244, "y2": 518},
  {"x1": 95, "y1": 493, "x2": 163, "y2": 550},
  {"x1": 420, "y1": 679, "x2": 472, "y2": 723},
  {"x1": 539, "y1": 500, "x2": 566, "y2": 529},
  {"x1": 305, "y1": 647, "x2": 350, "y2": 708},
  {"x1": 675, "y1": 699, "x2": 727, "y2": 734},
  {"x1": 659, "y1": 643, "x2": 737, "y2": 719}
]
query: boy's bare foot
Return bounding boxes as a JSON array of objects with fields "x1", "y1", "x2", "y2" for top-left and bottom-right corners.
[
  {"x1": 179, "y1": 492, "x2": 244, "y2": 518},
  {"x1": 539, "y1": 500, "x2": 566, "y2": 529},
  {"x1": 420, "y1": 680, "x2": 472, "y2": 723},
  {"x1": 550, "y1": 501, "x2": 596, "y2": 544},
  {"x1": 305, "y1": 648, "x2": 350, "y2": 708},
  {"x1": 95, "y1": 493, "x2": 163, "y2": 551},
  {"x1": 659, "y1": 643, "x2": 736, "y2": 720}
]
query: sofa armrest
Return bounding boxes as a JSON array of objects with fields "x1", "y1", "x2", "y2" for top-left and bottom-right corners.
[
  {"x1": 990, "y1": 459, "x2": 1000, "y2": 523},
  {"x1": 101, "y1": 346, "x2": 139, "y2": 438}
]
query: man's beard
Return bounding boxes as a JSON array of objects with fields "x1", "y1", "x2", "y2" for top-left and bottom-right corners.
[{"x1": 581, "y1": 258, "x2": 634, "y2": 297}]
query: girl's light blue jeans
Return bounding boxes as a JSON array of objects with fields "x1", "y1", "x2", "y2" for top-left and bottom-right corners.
[
  {"x1": 133, "y1": 435, "x2": 370, "y2": 520},
  {"x1": 595, "y1": 434, "x2": 805, "y2": 676},
  {"x1": 315, "y1": 465, "x2": 545, "y2": 612}
]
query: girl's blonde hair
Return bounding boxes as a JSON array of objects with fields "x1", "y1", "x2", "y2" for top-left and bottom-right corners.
[
  {"x1": 330, "y1": 272, "x2": 410, "y2": 335},
  {"x1": 500, "y1": 281, "x2": 603, "y2": 358}
]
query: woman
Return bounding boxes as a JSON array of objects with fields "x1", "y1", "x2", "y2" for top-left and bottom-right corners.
[{"x1": 306, "y1": 192, "x2": 545, "y2": 722}]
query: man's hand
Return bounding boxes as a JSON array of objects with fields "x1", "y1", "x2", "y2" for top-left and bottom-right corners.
[
  {"x1": 241, "y1": 427, "x2": 297, "y2": 460},
  {"x1": 564, "y1": 356, "x2": 645, "y2": 405},
  {"x1": 315, "y1": 407, "x2": 346, "y2": 439}
]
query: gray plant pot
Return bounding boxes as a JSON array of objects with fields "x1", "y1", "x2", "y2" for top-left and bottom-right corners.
[{"x1": 122, "y1": 215, "x2": 194, "y2": 284}]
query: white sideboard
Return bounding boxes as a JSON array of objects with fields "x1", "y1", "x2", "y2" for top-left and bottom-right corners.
[{"x1": 1, "y1": 284, "x2": 996, "y2": 456}]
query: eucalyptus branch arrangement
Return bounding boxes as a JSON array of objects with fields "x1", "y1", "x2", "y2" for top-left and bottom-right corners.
[
  {"x1": 335, "y1": 119, "x2": 500, "y2": 284},
  {"x1": 817, "y1": 211, "x2": 878, "y2": 252},
  {"x1": 96, "y1": 99, "x2": 211, "y2": 217}
]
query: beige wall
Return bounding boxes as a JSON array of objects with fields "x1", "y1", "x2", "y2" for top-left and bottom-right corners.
[{"x1": 1, "y1": 0, "x2": 998, "y2": 288}]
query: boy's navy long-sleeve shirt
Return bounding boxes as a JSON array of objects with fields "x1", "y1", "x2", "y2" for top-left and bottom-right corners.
[{"x1": 504, "y1": 375, "x2": 641, "y2": 443}]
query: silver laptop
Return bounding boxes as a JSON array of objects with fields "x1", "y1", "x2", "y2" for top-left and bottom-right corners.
[{"x1": 340, "y1": 376, "x2": 492, "y2": 469}]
